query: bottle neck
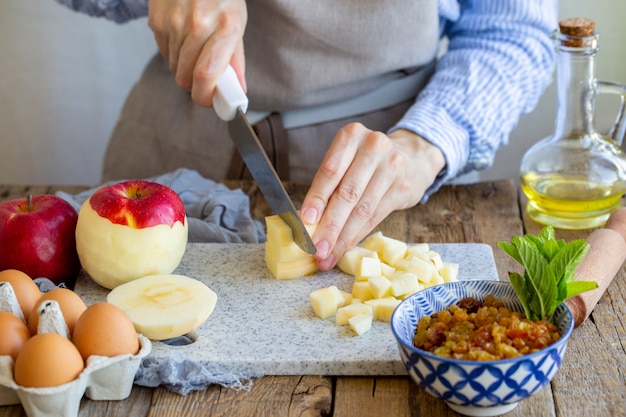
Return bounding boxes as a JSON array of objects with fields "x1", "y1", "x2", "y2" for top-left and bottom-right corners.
[{"x1": 554, "y1": 33, "x2": 599, "y2": 139}]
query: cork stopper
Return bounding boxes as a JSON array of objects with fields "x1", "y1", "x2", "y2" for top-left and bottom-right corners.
[
  {"x1": 559, "y1": 18, "x2": 596, "y2": 47},
  {"x1": 559, "y1": 18, "x2": 595, "y2": 37}
]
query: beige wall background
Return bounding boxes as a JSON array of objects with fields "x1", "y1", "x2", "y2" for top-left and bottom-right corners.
[{"x1": 1, "y1": 1, "x2": 625, "y2": 186}]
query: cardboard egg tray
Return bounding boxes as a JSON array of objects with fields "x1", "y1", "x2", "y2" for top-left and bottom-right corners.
[{"x1": 0, "y1": 334, "x2": 151, "y2": 417}]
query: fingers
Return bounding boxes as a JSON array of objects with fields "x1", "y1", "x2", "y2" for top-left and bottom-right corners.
[
  {"x1": 147, "y1": 0, "x2": 172, "y2": 60},
  {"x1": 302, "y1": 126, "x2": 441, "y2": 272},
  {"x1": 303, "y1": 123, "x2": 406, "y2": 270},
  {"x1": 317, "y1": 168, "x2": 396, "y2": 271},
  {"x1": 302, "y1": 124, "x2": 360, "y2": 227},
  {"x1": 175, "y1": 7, "x2": 218, "y2": 90},
  {"x1": 147, "y1": 0, "x2": 247, "y2": 106}
]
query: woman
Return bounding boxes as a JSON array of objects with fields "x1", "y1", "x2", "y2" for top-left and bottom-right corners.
[{"x1": 54, "y1": 0, "x2": 557, "y2": 270}]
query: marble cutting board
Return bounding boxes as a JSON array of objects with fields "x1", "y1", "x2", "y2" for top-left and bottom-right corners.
[{"x1": 74, "y1": 242, "x2": 499, "y2": 377}]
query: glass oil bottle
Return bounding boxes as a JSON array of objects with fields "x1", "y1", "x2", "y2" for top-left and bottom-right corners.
[{"x1": 520, "y1": 18, "x2": 626, "y2": 230}]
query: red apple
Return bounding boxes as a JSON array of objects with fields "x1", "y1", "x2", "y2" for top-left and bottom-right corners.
[
  {"x1": 75, "y1": 180, "x2": 188, "y2": 289},
  {"x1": 0, "y1": 194, "x2": 80, "y2": 286}
]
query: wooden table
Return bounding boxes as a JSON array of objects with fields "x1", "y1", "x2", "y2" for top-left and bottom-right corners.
[{"x1": 1, "y1": 179, "x2": 625, "y2": 417}]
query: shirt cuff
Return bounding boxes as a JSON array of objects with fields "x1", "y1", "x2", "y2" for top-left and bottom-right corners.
[{"x1": 388, "y1": 98, "x2": 470, "y2": 202}]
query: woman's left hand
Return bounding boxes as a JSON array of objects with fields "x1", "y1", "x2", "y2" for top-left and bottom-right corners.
[{"x1": 300, "y1": 124, "x2": 445, "y2": 271}]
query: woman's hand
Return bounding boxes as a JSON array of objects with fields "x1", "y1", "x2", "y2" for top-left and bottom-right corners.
[
  {"x1": 148, "y1": 0, "x2": 248, "y2": 106},
  {"x1": 300, "y1": 124, "x2": 445, "y2": 271}
]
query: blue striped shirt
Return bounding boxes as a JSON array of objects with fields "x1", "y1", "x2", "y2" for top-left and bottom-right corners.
[{"x1": 55, "y1": 0, "x2": 557, "y2": 198}]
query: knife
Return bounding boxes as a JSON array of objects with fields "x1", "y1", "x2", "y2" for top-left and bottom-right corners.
[{"x1": 213, "y1": 65, "x2": 316, "y2": 255}]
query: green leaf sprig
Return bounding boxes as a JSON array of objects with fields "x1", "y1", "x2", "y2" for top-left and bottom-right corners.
[{"x1": 497, "y1": 225, "x2": 598, "y2": 322}]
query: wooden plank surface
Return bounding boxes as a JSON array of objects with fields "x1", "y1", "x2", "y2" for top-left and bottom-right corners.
[{"x1": 1, "y1": 180, "x2": 625, "y2": 417}]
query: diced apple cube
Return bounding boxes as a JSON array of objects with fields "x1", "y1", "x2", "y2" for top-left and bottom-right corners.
[
  {"x1": 339, "y1": 290, "x2": 353, "y2": 306},
  {"x1": 408, "y1": 249, "x2": 443, "y2": 270},
  {"x1": 401, "y1": 256, "x2": 441, "y2": 285},
  {"x1": 355, "y1": 256, "x2": 382, "y2": 282},
  {"x1": 380, "y1": 262, "x2": 395, "y2": 278},
  {"x1": 392, "y1": 258, "x2": 410, "y2": 272},
  {"x1": 348, "y1": 314, "x2": 373, "y2": 336},
  {"x1": 405, "y1": 243, "x2": 429, "y2": 259},
  {"x1": 380, "y1": 236, "x2": 408, "y2": 266},
  {"x1": 352, "y1": 281, "x2": 374, "y2": 301},
  {"x1": 428, "y1": 272, "x2": 444, "y2": 287},
  {"x1": 426, "y1": 250, "x2": 444, "y2": 269},
  {"x1": 360, "y1": 231, "x2": 385, "y2": 252},
  {"x1": 439, "y1": 262, "x2": 460, "y2": 283},
  {"x1": 309, "y1": 286, "x2": 345, "y2": 319},
  {"x1": 337, "y1": 246, "x2": 379, "y2": 276},
  {"x1": 365, "y1": 297, "x2": 401, "y2": 322},
  {"x1": 390, "y1": 272, "x2": 421, "y2": 297},
  {"x1": 335, "y1": 302, "x2": 373, "y2": 325},
  {"x1": 368, "y1": 275, "x2": 392, "y2": 299},
  {"x1": 396, "y1": 291, "x2": 417, "y2": 300}
]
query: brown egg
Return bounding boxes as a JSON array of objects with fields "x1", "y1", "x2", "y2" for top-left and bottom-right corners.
[
  {"x1": 28, "y1": 288, "x2": 87, "y2": 335},
  {"x1": 0, "y1": 269, "x2": 41, "y2": 321},
  {"x1": 0, "y1": 312, "x2": 30, "y2": 360},
  {"x1": 72, "y1": 302, "x2": 139, "y2": 361},
  {"x1": 14, "y1": 333, "x2": 84, "y2": 388}
]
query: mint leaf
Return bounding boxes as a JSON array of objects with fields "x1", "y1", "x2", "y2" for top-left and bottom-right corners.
[
  {"x1": 499, "y1": 225, "x2": 598, "y2": 322},
  {"x1": 508, "y1": 271, "x2": 532, "y2": 319},
  {"x1": 498, "y1": 241, "x2": 522, "y2": 265},
  {"x1": 550, "y1": 240, "x2": 587, "y2": 308},
  {"x1": 552, "y1": 240, "x2": 589, "y2": 285},
  {"x1": 515, "y1": 237, "x2": 555, "y2": 320},
  {"x1": 541, "y1": 238, "x2": 560, "y2": 261},
  {"x1": 566, "y1": 281, "x2": 598, "y2": 299}
]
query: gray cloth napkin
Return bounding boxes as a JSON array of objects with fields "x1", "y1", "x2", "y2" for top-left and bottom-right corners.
[{"x1": 56, "y1": 168, "x2": 266, "y2": 244}]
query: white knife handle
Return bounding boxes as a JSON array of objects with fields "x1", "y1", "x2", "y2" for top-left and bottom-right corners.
[{"x1": 214, "y1": 65, "x2": 249, "y2": 121}]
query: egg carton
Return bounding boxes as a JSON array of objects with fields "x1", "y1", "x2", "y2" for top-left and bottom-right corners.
[{"x1": 0, "y1": 334, "x2": 151, "y2": 417}]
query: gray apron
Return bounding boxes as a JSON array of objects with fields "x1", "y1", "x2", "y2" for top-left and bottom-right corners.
[{"x1": 102, "y1": 0, "x2": 439, "y2": 183}]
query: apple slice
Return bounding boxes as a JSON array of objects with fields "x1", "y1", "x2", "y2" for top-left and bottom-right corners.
[
  {"x1": 265, "y1": 243, "x2": 318, "y2": 280},
  {"x1": 107, "y1": 274, "x2": 217, "y2": 341}
]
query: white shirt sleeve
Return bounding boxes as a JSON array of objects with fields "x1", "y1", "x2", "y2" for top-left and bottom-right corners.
[{"x1": 391, "y1": 0, "x2": 558, "y2": 200}]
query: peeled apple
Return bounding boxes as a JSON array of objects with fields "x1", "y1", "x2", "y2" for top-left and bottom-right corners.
[
  {"x1": 265, "y1": 214, "x2": 318, "y2": 279},
  {"x1": 107, "y1": 274, "x2": 217, "y2": 341},
  {"x1": 75, "y1": 180, "x2": 188, "y2": 289}
]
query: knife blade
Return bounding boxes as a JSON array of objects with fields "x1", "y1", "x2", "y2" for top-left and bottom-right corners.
[{"x1": 213, "y1": 65, "x2": 316, "y2": 254}]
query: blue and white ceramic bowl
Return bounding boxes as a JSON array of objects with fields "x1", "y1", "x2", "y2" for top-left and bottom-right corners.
[{"x1": 391, "y1": 280, "x2": 574, "y2": 417}]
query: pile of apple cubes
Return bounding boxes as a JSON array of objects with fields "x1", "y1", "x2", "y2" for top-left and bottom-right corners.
[{"x1": 310, "y1": 231, "x2": 459, "y2": 336}]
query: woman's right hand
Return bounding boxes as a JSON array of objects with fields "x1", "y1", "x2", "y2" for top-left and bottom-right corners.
[{"x1": 147, "y1": 0, "x2": 248, "y2": 106}]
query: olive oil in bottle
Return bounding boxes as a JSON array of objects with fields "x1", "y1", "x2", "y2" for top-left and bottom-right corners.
[
  {"x1": 520, "y1": 18, "x2": 626, "y2": 230},
  {"x1": 521, "y1": 172, "x2": 626, "y2": 230}
]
